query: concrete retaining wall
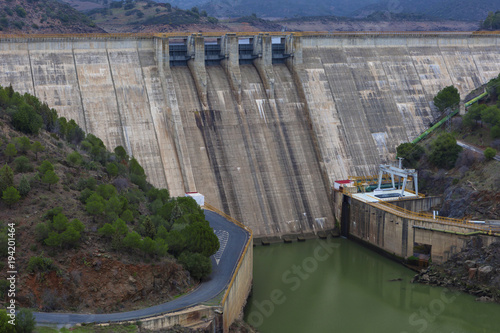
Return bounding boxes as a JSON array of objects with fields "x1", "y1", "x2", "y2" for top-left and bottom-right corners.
[
  {"x1": 222, "y1": 237, "x2": 253, "y2": 333},
  {"x1": 345, "y1": 195, "x2": 497, "y2": 263}
]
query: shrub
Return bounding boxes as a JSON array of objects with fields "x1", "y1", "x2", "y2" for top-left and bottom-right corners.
[
  {"x1": 11, "y1": 104, "x2": 43, "y2": 134},
  {"x1": 38, "y1": 160, "x2": 54, "y2": 175},
  {"x1": 42, "y1": 207, "x2": 63, "y2": 221},
  {"x1": 484, "y1": 147, "x2": 497, "y2": 161},
  {"x1": 0, "y1": 164, "x2": 14, "y2": 193},
  {"x1": 15, "y1": 136, "x2": 31, "y2": 154},
  {"x1": 52, "y1": 213, "x2": 68, "y2": 232},
  {"x1": 14, "y1": 156, "x2": 33, "y2": 173},
  {"x1": 429, "y1": 133, "x2": 462, "y2": 169},
  {"x1": 491, "y1": 125, "x2": 500, "y2": 139},
  {"x1": 123, "y1": 231, "x2": 142, "y2": 251},
  {"x1": 0, "y1": 309, "x2": 16, "y2": 333},
  {"x1": 42, "y1": 170, "x2": 59, "y2": 190},
  {"x1": 35, "y1": 223, "x2": 50, "y2": 242},
  {"x1": 178, "y1": 252, "x2": 212, "y2": 280},
  {"x1": 98, "y1": 223, "x2": 115, "y2": 238},
  {"x1": 31, "y1": 141, "x2": 44, "y2": 160},
  {"x1": 67, "y1": 151, "x2": 83, "y2": 166},
  {"x1": 396, "y1": 142, "x2": 424, "y2": 168},
  {"x1": 27, "y1": 255, "x2": 55, "y2": 273},
  {"x1": 18, "y1": 175, "x2": 31, "y2": 197},
  {"x1": 114, "y1": 145, "x2": 128, "y2": 161},
  {"x1": 5, "y1": 143, "x2": 17, "y2": 161},
  {"x1": 2, "y1": 186, "x2": 20, "y2": 208},
  {"x1": 79, "y1": 188, "x2": 94, "y2": 204},
  {"x1": 15, "y1": 308, "x2": 36, "y2": 333}
]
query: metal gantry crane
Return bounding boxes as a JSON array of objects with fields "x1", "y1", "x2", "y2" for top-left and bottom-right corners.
[{"x1": 375, "y1": 158, "x2": 418, "y2": 197}]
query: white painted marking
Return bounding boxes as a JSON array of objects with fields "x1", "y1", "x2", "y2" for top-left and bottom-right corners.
[{"x1": 214, "y1": 230, "x2": 229, "y2": 265}]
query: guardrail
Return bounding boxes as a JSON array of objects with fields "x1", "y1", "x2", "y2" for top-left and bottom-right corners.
[
  {"x1": 372, "y1": 201, "x2": 487, "y2": 231},
  {"x1": 202, "y1": 203, "x2": 252, "y2": 307}
]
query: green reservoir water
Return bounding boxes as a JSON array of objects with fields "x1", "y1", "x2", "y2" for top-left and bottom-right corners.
[{"x1": 244, "y1": 238, "x2": 500, "y2": 333}]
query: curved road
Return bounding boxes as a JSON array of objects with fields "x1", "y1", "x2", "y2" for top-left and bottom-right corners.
[
  {"x1": 34, "y1": 210, "x2": 250, "y2": 326},
  {"x1": 457, "y1": 140, "x2": 500, "y2": 161}
]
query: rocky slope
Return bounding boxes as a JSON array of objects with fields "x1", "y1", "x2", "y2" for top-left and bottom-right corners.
[{"x1": 413, "y1": 237, "x2": 500, "y2": 303}]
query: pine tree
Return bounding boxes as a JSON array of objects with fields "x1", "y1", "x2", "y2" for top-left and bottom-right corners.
[
  {"x1": 0, "y1": 165, "x2": 14, "y2": 193},
  {"x1": 18, "y1": 175, "x2": 31, "y2": 197},
  {"x1": 2, "y1": 186, "x2": 21, "y2": 208},
  {"x1": 5, "y1": 143, "x2": 17, "y2": 162},
  {"x1": 31, "y1": 141, "x2": 45, "y2": 161},
  {"x1": 42, "y1": 170, "x2": 59, "y2": 190}
]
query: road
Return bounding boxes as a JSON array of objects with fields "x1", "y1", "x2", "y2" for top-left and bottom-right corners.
[
  {"x1": 34, "y1": 210, "x2": 250, "y2": 326},
  {"x1": 457, "y1": 140, "x2": 500, "y2": 161}
]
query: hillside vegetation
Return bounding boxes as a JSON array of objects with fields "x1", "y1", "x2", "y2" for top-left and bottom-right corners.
[
  {"x1": 397, "y1": 78, "x2": 500, "y2": 221},
  {"x1": 0, "y1": 0, "x2": 104, "y2": 33},
  {"x1": 0, "y1": 85, "x2": 219, "y2": 313},
  {"x1": 85, "y1": 0, "x2": 219, "y2": 32}
]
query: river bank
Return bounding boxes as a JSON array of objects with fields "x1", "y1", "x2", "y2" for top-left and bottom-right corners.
[{"x1": 412, "y1": 237, "x2": 500, "y2": 303}]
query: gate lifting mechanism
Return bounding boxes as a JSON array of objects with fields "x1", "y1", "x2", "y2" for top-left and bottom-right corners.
[{"x1": 375, "y1": 158, "x2": 418, "y2": 197}]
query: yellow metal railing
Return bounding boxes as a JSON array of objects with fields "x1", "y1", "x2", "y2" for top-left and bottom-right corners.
[
  {"x1": 372, "y1": 201, "x2": 486, "y2": 231},
  {"x1": 202, "y1": 203, "x2": 252, "y2": 307}
]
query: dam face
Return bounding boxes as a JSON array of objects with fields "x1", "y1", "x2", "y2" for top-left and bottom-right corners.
[{"x1": 1, "y1": 32, "x2": 499, "y2": 237}]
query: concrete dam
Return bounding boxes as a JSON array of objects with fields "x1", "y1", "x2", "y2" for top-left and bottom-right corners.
[{"x1": 1, "y1": 32, "x2": 499, "y2": 238}]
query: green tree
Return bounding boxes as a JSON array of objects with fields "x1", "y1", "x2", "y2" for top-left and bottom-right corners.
[
  {"x1": 44, "y1": 231, "x2": 62, "y2": 247},
  {"x1": 105, "y1": 195, "x2": 123, "y2": 220},
  {"x1": 0, "y1": 165, "x2": 14, "y2": 193},
  {"x1": 463, "y1": 104, "x2": 486, "y2": 128},
  {"x1": 183, "y1": 221, "x2": 220, "y2": 257},
  {"x1": 5, "y1": 143, "x2": 17, "y2": 162},
  {"x1": 429, "y1": 133, "x2": 463, "y2": 169},
  {"x1": 0, "y1": 309, "x2": 16, "y2": 333},
  {"x1": 491, "y1": 125, "x2": 500, "y2": 139},
  {"x1": 123, "y1": 231, "x2": 142, "y2": 251},
  {"x1": 97, "y1": 184, "x2": 117, "y2": 200},
  {"x1": 98, "y1": 223, "x2": 115, "y2": 238},
  {"x1": 15, "y1": 308, "x2": 36, "y2": 333},
  {"x1": 114, "y1": 145, "x2": 128, "y2": 162},
  {"x1": 35, "y1": 223, "x2": 50, "y2": 242},
  {"x1": 38, "y1": 160, "x2": 54, "y2": 175},
  {"x1": 42, "y1": 170, "x2": 59, "y2": 190},
  {"x1": 480, "y1": 106, "x2": 500, "y2": 127},
  {"x1": 484, "y1": 147, "x2": 497, "y2": 161},
  {"x1": 60, "y1": 226, "x2": 81, "y2": 248},
  {"x1": 142, "y1": 236, "x2": 156, "y2": 256},
  {"x1": 179, "y1": 251, "x2": 212, "y2": 280},
  {"x1": 13, "y1": 156, "x2": 32, "y2": 173},
  {"x1": 70, "y1": 219, "x2": 85, "y2": 233},
  {"x1": 396, "y1": 142, "x2": 425, "y2": 168},
  {"x1": 86, "y1": 193, "x2": 105, "y2": 221},
  {"x1": 2, "y1": 186, "x2": 20, "y2": 208},
  {"x1": 11, "y1": 104, "x2": 43, "y2": 134},
  {"x1": 120, "y1": 209, "x2": 134, "y2": 224},
  {"x1": 106, "y1": 162, "x2": 118, "y2": 179},
  {"x1": 142, "y1": 216, "x2": 156, "y2": 239},
  {"x1": 52, "y1": 213, "x2": 68, "y2": 232},
  {"x1": 18, "y1": 175, "x2": 31, "y2": 197},
  {"x1": 15, "y1": 136, "x2": 31, "y2": 154},
  {"x1": 67, "y1": 151, "x2": 83, "y2": 166},
  {"x1": 433, "y1": 85, "x2": 460, "y2": 113},
  {"x1": 31, "y1": 141, "x2": 45, "y2": 161},
  {"x1": 129, "y1": 157, "x2": 145, "y2": 176}
]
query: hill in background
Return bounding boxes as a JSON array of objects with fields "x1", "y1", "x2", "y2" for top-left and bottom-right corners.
[{"x1": 0, "y1": 0, "x2": 104, "y2": 33}]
